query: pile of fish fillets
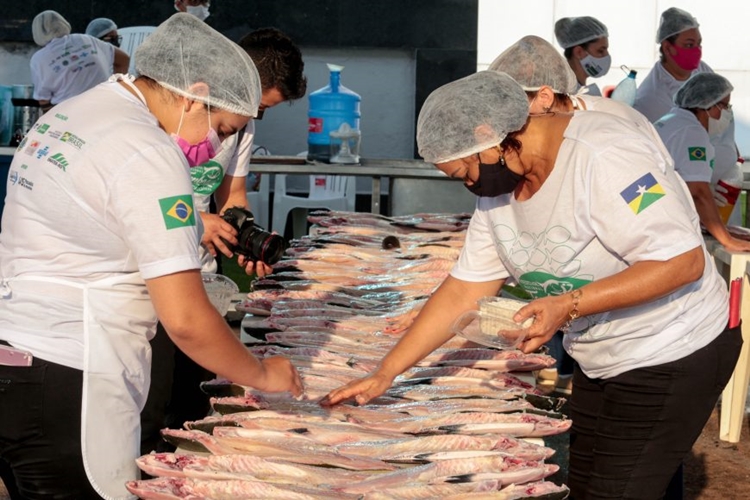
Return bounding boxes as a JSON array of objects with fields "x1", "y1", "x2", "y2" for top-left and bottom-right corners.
[{"x1": 128, "y1": 211, "x2": 571, "y2": 499}]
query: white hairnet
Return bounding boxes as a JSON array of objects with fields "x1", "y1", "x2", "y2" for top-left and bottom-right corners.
[
  {"x1": 86, "y1": 18, "x2": 117, "y2": 39},
  {"x1": 554, "y1": 16, "x2": 608, "y2": 49},
  {"x1": 134, "y1": 13, "x2": 260, "y2": 117},
  {"x1": 417, "y1": 71, "x2": 529, "y2": 164},
  {"x1": 657, "y1": 7, "x2": 699, "y2": 43},
  {"x1": 32, "y1": 10, "x2": 71, "y2": 47},
  {"x1": 674, "y1": 73, "x2": 733, "y2": 109},
  {"x1": 488, "y1": 35, "x2": 578, "y2": 94}
]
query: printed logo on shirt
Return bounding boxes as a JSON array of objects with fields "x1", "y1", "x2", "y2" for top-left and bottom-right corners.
[
  {"x1": 190, "y1": 160, "x2": 225, "y2": 196},
  {"x1": 620, "y1": 172, "x2": 665, "y2": 215},
  {"x1": 16, "y1": 135, "x2": 28, "y2": 151},
  {"x1": 60, "y1": 132, "x2": 85, "y2": 150},
  {"x1": 47, "y1": 130, "x2": 62, "y2": 139},
  {"x1": 710, "y1": 159, "x2": 715, "y2": 170},
  {"x1": 54, "y1": 113, "x2": 68, "y2": 121},
  {"x1": 23, "y1": 140, "x2": 39, "y2": 156},
  {"x1": 518, "y1": 271, "x2": 591, "y2": 299},
  {"x1": 35, "y1": 123, "x2": 50, "y2": 134},
  {"x1": 159, "y1": 195, "x2": 196, "y2": 230},
  {"x1": 47, "y1": 153, "x2": 68, "y2": 171},
  {"x1": 9, "y1": 170, "x2": 18, "y2": 185},
  {"x1": 688, "y1": 147, "x2": 706, "y2": 161},
  {"x1": 35, "y1": 145, "x2": 50, "y2": 160}
]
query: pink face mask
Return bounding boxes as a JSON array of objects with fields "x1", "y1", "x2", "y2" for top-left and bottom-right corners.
[
  {"x1": 171, "y1": 106, "x2": 222, "y2": 167},
  {"x1": 670, "y1": 44, "x2": 702, "y2": 71}
]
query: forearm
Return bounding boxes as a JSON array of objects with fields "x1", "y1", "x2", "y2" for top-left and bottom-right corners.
[
  {"x1": 689, "y1": 181, "x2": 733, "y2": 244},
  {"x1": 566, "y1": 247, "x2": 704, "y2": 319},
  {"x1": 377, "y1": 276, "x2": 504, "y2": 379},
  {"x1": 215, "y1": 175, "x2": 248, "y2": 213},
  {"x1": 146, "y1": 271, "x2": 271, "y2": 389}
]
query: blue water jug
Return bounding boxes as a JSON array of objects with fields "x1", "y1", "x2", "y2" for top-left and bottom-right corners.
[{"x1": 307, "y1": 64, "x2": 361, "y2": 163}]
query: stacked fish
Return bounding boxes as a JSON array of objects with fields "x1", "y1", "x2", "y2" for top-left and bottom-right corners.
[{"x1": 128, "y1": 211, "x2": 571, "y2": 499}]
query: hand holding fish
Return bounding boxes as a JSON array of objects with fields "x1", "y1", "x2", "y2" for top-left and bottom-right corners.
[{"x1": 320, "y1": 371, "x2": 395, "y2": 407}]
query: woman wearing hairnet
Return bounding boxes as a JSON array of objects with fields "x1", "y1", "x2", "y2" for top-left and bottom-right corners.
[
  {"x1": 30, "y1": 10, "x2": 130, "y2": 112},
  {"x1": 554, "y1": 16, "x2": 610, "y2": 96},
  {"x1": 635, "y1": 7, "x2": 742, "y2": 223},
  {"x1": 86, "y1": 17, "x2": 122, "y2": 47},
  {"x1": 0, "y1": 13, "x2": 302, "y2": 500},
  {"x1": 487, "y1": 35, "x2": 674, "y2": 395},
  {"x1": 655, "y1": 73, "x2": 750, "y2": 252},
  {"x1": 323, "y1": 71, "x2": 741, "y2": 499}
]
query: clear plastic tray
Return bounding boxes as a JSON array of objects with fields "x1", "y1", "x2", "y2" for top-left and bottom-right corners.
[
  {"x1": 202, "y1": 273, "x2": 239, "y2": 316},
  {"x1": 451, "y1": 297, "x2": 532, "y2": 350}
]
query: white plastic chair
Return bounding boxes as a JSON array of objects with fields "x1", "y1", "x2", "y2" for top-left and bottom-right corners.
[
  {"x1": 118, "y1": 26, "x2": 156, "y2": 74},
  {"x1": 271, "y1": 174, "x2": 356, "y2": 239},
  {"x1": 246, "y1": 173, "x2": 270, "y2": 230}
]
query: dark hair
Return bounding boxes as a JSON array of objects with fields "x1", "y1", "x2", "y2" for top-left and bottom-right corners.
[
  {"x1": 238, "y1": 28, "x2": 307, "y2": 101},
  {"x1": 500, "y1": 120, "x2": 529, "y2": 158},
  {"x1": 563, "y1": 40, "x2": 595, "y2": 61},
  {"x1": 658, "y1": 33, "x2": 679, "y2": 61}
]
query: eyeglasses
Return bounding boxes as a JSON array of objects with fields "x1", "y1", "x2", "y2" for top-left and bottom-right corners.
[{"x1": 715, "y1": 102, "x2": 733, "y2": 111}]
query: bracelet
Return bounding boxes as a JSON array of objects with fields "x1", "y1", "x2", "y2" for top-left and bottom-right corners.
[{"x1": 562, "y1": 289, "x2": 582, "y2": 332}]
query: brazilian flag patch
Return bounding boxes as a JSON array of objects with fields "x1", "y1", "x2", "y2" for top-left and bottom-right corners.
[
  {"x1": 688, "y1": 147, "x2": 706, "y2": 161},
  {"x1": 159, "y1": 195, "x2": 195, "y2": 230},
  {"x1": 620, "y1": 173, "x2": 666, "y2": 215}
]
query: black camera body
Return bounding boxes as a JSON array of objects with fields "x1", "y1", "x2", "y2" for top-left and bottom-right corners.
[{"x1": 221, "y1": 207, "x2": 286, "y2": 265}]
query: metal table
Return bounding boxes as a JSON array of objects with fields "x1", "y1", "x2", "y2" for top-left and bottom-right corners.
[{"x1": 249, "y1": 157, "x2": 459, "y2": 214}]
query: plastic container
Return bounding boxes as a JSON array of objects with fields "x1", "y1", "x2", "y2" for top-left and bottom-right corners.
[
  {"x1": 201, "y1": 273, "x2": 239, "y2": 316},
  {"x1": 307, "y1": 64, "x2": 361, "y2": 163},
  {"x1": 451, "y1": 297, "x2": 533, "y2": 350},
  {"x1": 610, "y1": 66, "x2": 637, "y2": 107}
]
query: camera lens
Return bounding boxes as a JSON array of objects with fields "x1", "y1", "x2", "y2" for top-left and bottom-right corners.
[
  {"x1": 237, "y1": 226, "x2": 286, "y2": 264},
  {"x1": 253, "y1": 233, "x2": 286, "y2": 265}
]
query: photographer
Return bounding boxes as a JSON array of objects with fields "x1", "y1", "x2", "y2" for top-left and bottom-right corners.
[{"x1": 140, "y1": 27, "x2": 307, "y2": 454}]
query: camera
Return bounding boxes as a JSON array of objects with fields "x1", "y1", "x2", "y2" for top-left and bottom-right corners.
[{"x1": 221, "y1": 207, "x2": 286, "y2": 265}]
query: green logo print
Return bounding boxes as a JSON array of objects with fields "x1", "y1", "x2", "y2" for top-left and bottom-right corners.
[
  {"x1": 47, "y1": 153, "x2": 69, "y2": 171},
  {"x1": 190, "y1": 160, "x2": 225, "y2": 196},
  {"x1": 518, "y1": 271, "x2": 591, "y2": 298}
]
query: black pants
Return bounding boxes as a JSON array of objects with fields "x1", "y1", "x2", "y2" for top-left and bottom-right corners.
[
  {"x1": 568, "y1": 324, "x2": 742, "y2": 500},
  {"x1": 0, "y1": 347, "x2": 101, "y2": 499},
  {"x1": 140, "y1": 323, "x2": 213, "y2": 455}
]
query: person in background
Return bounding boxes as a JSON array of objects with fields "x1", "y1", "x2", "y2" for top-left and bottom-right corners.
[
  {"x1": 322, "y1": 70, "x2": 741, "y2": 500},
  {"x1": 141, "y1": 26, "x2": 307, "y2": 455},
  {"x1": 175, "y1": 0, "x2": 212, "y2": 21},
  {"x1": 655, "y1": 73, "x2": 750, "y2": 253},
  {"x1": 85, "y1": 17, "x2": 122, "y2": 48},
  {"x1": 635, "y1": 7, "x2": 742, "y2": 225},
  {"x1": 0, "y1": 13, "x2": 302, "y2": 498},
  {"x1": 554, "y1": 16, "x2": 610, "y2": 96},
  {"x1": 29, "y1": 10, "x2": 130, "y2": 113}
]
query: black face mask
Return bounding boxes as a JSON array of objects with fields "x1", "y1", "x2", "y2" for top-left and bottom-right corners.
[{"x1": 465, "y1": 154, "x2": 522, "y2": 197}]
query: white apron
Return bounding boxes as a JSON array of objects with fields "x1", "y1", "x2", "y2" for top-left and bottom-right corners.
[{"x1": 2, "y1": 273, "x2": 156, "y2": 500}]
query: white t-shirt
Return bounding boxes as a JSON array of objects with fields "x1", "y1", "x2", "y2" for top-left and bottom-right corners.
[
  {"x1": 451, "y1": 112, "x2": 727, "y2": 380},
  {"x1": 634, "y1": 60, "x2": 737, "y2": 182},
  {"x1": 573, "y1": 94, "x2": 672, "y2": 172},
  {"x1": 575, "y1": 81, "x2": 602, "y2": 97},
  {"x1": 191, "y1": 121, "x2": 255, "y2": 272},
  {"x1": 655, "y1": 107, "x2": 714, "y2": 183},
  {"x1": 0, "y1": 79, "x2": 202, "y2": 369},
  {"x1": 30, "y1": 34, "x2": 116, "y2": 105}
]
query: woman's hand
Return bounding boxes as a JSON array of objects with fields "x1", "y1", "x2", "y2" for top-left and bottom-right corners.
[
  {"x1": 199, "y1": 212, "x2": 238, "y2": 258},
  {"x1": 320, "y1": 372, "x2": 395, "y2": 407},
  {"x1": 257, "y1": 356, "x2": 304, "y2": 398},
  {"x1": 513, "y1": 294, "x2": 573, "y2": 353}
]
